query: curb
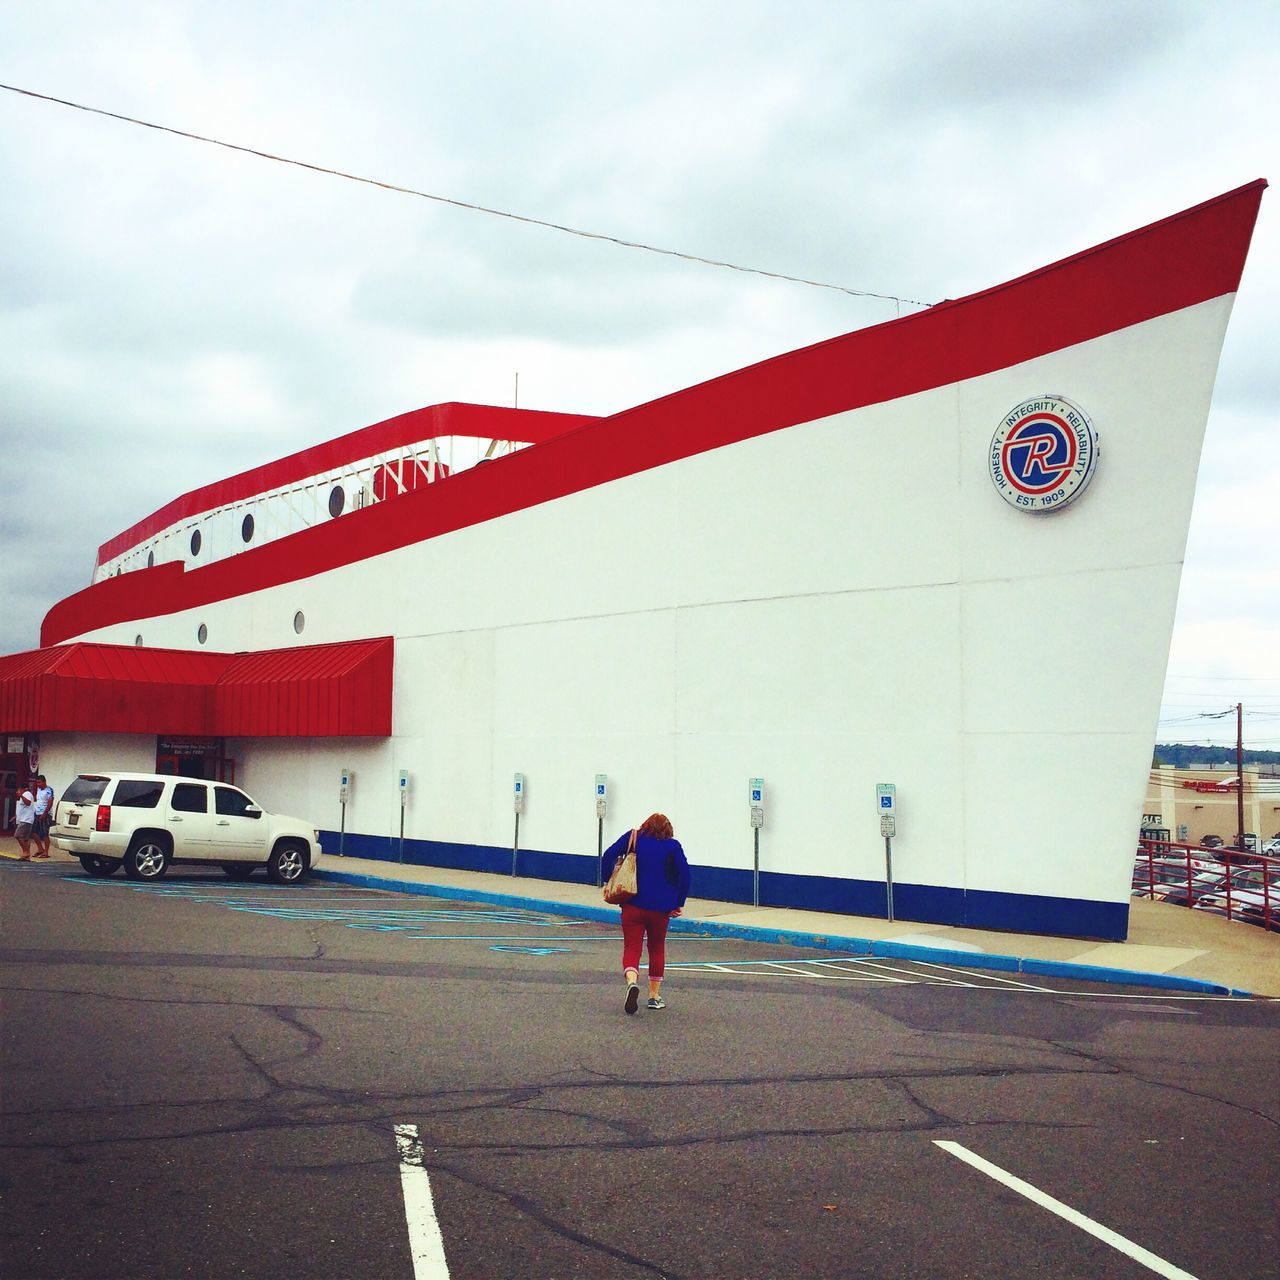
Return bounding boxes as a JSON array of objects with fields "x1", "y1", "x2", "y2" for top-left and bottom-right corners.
[{"x1": 314, "y1": 867, "x2": 1257, "y2": 999}]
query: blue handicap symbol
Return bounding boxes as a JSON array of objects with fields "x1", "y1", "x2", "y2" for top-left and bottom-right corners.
[
  {"x1": 880, "y1": 796, "x2": 892, "y2": 808},
  {"x1": 489, "y1": 945, "x2": 572, "y2": 955}
]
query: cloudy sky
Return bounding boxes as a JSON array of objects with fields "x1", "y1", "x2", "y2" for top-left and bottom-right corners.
[{"x1": 1, "y1": 1, "x2": 1276, "y2": 748}]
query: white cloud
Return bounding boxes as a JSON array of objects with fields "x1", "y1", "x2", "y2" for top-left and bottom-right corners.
[{"x1": 0, "y1": 0, "x2": 1276, "y2": 706}]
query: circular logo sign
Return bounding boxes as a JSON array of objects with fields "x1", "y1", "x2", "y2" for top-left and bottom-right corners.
[{"x1": 989, "y1": 395, "x2": 1099, "y2": 513}]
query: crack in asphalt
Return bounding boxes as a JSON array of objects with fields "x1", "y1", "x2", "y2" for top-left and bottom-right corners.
[
  {"x1": 0, "y1": 1063, "x2": 1114, "y2": 1156},
  {"x1": 0, "y1": 1058, "x2": 1114, "y2": 1124},
  {"x1": 1, "y1": 979, "x2": 380, "y2": 1016},
  {"x1": 1045, "y1": 1036, "x2": 1280, "y2": 1128},
  {"x1": 426, "y1": 1157, "x2": 691, "y2": 1280}
]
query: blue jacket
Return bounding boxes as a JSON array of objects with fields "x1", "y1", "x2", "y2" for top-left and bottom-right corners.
[{"x1": 602, "y1": 830, "x2": 690, "y2": 915}]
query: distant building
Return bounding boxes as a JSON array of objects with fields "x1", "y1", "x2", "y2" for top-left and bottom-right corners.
[{"x1": 1144, "y1": 765, "x2": 1280, "y2": 847}]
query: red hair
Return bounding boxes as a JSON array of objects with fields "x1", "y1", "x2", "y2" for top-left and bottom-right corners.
[{"x1": 638, "y1": 812, "x2": 673, "y2": 840}]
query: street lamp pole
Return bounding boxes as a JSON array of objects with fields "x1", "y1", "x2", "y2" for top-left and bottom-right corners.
[{"x1": 1236, "y1": 702, "x2": 1246, "y2": 848}]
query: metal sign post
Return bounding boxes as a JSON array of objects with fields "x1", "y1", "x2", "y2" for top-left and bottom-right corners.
[
  {"x1": 749, "y1": 778, "x2": 764, "y2": 908},
  {"x1": 338, "y1": 767, "x2": 351, "y2": 857},
  {"x1": 877, "y1": 783, "x2": 897, "y2": 921},
  {"x1": 512, "y1": 773, "x2": 525, "y2": 876},
  {"x1": 595, "y1": 774, "x2": 608, "y2": 887},
  {"x1": 398, "y1": 770, "x2": 409, "y2": 862}
]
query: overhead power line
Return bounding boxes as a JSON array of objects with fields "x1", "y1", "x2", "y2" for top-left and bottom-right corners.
[{"x1": 1, "y1": 81, "x2": 933, "y2": 309}]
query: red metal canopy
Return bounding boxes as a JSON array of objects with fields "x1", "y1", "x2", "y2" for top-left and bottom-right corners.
[{"x1": 0, "y1": 638, "x2": 392, "y2": 738}]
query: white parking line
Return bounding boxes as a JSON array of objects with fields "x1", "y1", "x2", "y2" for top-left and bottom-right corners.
[
  {"x1": 934, "y1": 1141, "x2": 1201, "y2": 1280},
  {"x1": 669, "y1": 958, "x2": 909, "y2": 982},
  {"x1": 914, "y1": 960, "x2": 1055, "y2": 991},
  {"x1": 394, "y1": 1124, "x2": 451, "y2": 1280},
  {"x1": 856, "y1": 958, "x2": 981, "y2": 986}
]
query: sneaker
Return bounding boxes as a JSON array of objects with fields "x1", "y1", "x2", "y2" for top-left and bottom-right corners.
[
  {"x1": 624, "y1": 983, "x2": 639, "y2": 1015},
  {"x1": 647, "y1": 996, "x2": 666, "y2": 1010}
]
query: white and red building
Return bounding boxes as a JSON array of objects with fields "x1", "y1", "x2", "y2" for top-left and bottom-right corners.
[{"x1": 1, "y1": 181, "x2": 1266, "y2": 940}]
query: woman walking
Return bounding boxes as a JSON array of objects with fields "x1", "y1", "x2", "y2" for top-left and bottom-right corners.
[{"x1": 601, "y1": 813, "x2": 690, "y2": 1014}]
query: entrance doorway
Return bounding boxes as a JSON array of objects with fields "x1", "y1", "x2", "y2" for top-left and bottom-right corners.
[
  {"x1": 1, "y1": 750, "x2": 27, "y2": 834},
  {"x1": 1, "y1": 733, "x2": 37, "y2": 833},
  {"x1": 156, "y1": 738, "x2": 234, "y2": 784}
]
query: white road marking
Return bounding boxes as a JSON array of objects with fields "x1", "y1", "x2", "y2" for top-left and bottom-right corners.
[
  {"x1": 856, "y1": 958, "x2": 980, "y2": 986},
  {"x1": 934, "y1": 1141, "x2": 1202, "y2": 1280},
  {"x1": 395, "y1": 1124, "x2": 451, "y2": 1279},
  {"x1": 672, "y1": 959, "x2": 905, "y2": 982},
  {"x1": 665, "y1": 955, "x2": 1243, "y2": 999},
  {"x1": 914, "y1": 960, "x2": 1055, "y2": 991}
]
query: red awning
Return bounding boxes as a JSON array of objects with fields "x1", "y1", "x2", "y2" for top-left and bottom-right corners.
[{"x1": 0, "y1": 638, "x2": 392, "y2": 738}]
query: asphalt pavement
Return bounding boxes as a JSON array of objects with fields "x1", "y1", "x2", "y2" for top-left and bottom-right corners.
[
  {"x1": 2, "y1": 856, "x2": 1278, "y2": 1280},
  {"x1": 304, "y1": 851, "x2": 1280, "y2": 999}
]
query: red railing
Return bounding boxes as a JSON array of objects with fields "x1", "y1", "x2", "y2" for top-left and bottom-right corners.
[{"x1": 1134, "y1": 839, "x2": 1278, "y2": 932}]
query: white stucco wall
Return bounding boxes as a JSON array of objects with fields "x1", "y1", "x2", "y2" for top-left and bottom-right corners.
[{"x1": 38, "y1": 733, "x2": 157, "y2": 794}]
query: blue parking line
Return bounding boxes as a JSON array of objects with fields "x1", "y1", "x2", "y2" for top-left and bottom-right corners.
[{"x1": 61, "y1": 873, "x2": 621, "y2": 954}]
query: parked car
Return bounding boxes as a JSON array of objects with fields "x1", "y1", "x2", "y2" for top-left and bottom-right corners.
[
  {"x1": 1262, "y1": 837, "x2": 1280, "y2": 856},
  {"x1": 1147, "y1": 866, "x2": 1277, "y2": 907},
  {"x1": 1191, "y1": 868, "x2": 1280, "y2": 924},
  {"x1": 1199, "y1": 835, "x2": 1225, "y2": 849},
  {"x1": 52, "y1": 772, "x2": 321, "y2": 884},
  {"x1": 1131, "y1": 856, "x2": 1224, "y2": 896},
  {"x1": 1230, "y1": 900, "x2": 1280, "y2": 932}
]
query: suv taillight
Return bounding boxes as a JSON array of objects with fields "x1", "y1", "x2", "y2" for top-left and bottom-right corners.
[{"x1": 96, "y1": 805, "x2": 111, "y2": 832}]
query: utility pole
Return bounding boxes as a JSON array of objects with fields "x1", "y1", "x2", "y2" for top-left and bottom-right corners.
[{"x1": 1236, "y1": 701, "x2": 1246, "y2": 848}]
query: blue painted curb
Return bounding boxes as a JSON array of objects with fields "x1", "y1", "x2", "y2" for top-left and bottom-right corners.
[{"x1": 312, "y1": 868, "x2": 1255, "y2": 999}]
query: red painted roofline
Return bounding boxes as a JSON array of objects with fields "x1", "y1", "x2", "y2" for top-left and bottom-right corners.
[
  {"x1": 1, "y1": 638, "x2": 393, "y2": 737},
  {"x1": 43, "y1": 180, "x2": 1266, "y2": 648},
  {"x1": 97, "y1": 402, "x2": 601, "y2": 564}
]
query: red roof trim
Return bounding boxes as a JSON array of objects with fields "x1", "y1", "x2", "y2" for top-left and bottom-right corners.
[
  {"x1": 97, "y1": 402, "x2": 601, "y2": 564},
  {"x1": 43, "y1": 181, "x2": 1266, "y2": 649},
  {"x1": 0, "y1": 639, "x2": 393, "y2": 738}
]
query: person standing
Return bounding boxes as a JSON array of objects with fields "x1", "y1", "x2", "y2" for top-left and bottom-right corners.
[
  {"x1": 14, "y1": 788, "x2": 36, "y2": 860},
  {"x1": 32, "y1": 774, "x2": 55, "y2": 859},
  {"x1": 601, "y1": 812, "x2": 691, "y2": 1014}
]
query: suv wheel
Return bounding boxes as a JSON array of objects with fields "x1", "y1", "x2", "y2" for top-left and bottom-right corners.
[
  {"x1": 124, "y1": 835, "x2": 171, "y2": 881},
  {"x1": 80, "y1": 855, "x2": 120, "y2": 878},
  {"x1": 267, "y1": 841, "x2": 308, "y2": 885}
]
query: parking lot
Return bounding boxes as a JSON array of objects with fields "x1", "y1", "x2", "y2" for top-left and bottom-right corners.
[{"x1": 2, "y1": 861, "x2": 1277, "y2": 1278}]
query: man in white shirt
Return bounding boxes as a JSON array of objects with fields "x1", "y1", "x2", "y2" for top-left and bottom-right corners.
[
  {"x1": 14, "y1": 789, "x2": 36, "y2": 860},
  {"x1": 32, "y1": 773, "x2": 55, "y2": 858}
]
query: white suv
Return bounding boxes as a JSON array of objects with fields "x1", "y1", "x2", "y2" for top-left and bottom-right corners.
[{"x1": 52, "y1": 772, "x2": 322, "y2": 885}]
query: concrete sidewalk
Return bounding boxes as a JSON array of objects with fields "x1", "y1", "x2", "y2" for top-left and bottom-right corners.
[{"x1": 313, "y1": 853, "x2": 1280, "y2": 999}]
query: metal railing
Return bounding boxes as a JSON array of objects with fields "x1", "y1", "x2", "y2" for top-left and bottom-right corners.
[{"x1": 1133, "y1": 839, "x2": 1278, "y2": 933}]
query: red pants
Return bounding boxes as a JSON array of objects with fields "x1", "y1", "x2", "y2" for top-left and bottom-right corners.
[{"x1": 620, "y1": 903, "x2": 671, "y2": 979}]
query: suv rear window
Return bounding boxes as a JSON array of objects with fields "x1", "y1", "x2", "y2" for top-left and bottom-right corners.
[
  {"x1": 64, "y1": 775, "x2": 110, "y2": 805},
  {"x1": 112, "y1": 779, "x2": 165, "y2": 809},
  {"x1": 171, "y1": 783, "x2": 208, "y2": 814}
]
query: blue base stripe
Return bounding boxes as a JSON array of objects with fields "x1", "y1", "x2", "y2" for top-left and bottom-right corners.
[{"x1": 319, "y1": 830, "x2": 1131, "y2": 941}]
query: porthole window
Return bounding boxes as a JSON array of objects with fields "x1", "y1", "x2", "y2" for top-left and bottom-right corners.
[
  {"x1": 241, "y1": 513, "x2": 255, "y2": 543},
  {"x1": 147, "y1": 550, "x2": 155, "y2": 568},
  {"x1": 190, "y1": 529, "x2": 202, "y2": 557},
  {"x1": 328, "y1": 485, "x2": 345, "y2": 518},
  {"x1": 134, "y1": 635, "x2": 144, "y2": 647},
  {"x1": 197, "y1": 623, "x2": 208, "y2": 645},
  {"x1": 293, "y1": 610, "x2": 306, "y2": 635}
]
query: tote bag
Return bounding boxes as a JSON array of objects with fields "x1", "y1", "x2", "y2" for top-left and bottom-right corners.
[{"x1": 603, "y1": 829, "x2": 639, "y2": 905}]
